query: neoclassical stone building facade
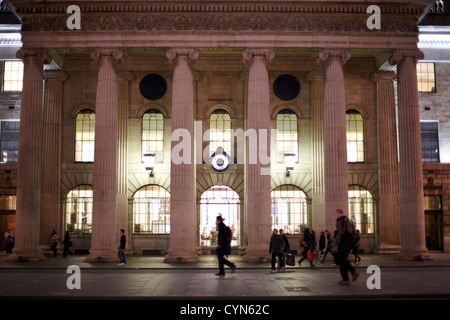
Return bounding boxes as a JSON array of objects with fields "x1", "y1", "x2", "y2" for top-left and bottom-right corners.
[{"x1": 1, "y1": 0, "x2": 440, "y2": 262}]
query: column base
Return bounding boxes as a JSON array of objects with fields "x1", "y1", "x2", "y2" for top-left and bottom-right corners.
[
  {"x1": 395, "y1": 248, "x2": 430, "y2": 261},
  {"x1": 7, "y1": 250, "x2": 46, "y2": 262},
  {"x1": 242, "y1": 250, "x2": 271, "y2": 263},
  {"x1": 377, "y1": 244, "x2": 401, "y2": 254},
  {"x1": 164, "y1": 250, "x2": 199, "y2": 263},
  {"x1": 84, "y1": 250, "x2": 119, "y2": 263}
]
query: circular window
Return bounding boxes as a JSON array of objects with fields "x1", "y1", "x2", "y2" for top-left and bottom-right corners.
[
  {"x1": 273, "y1": 74, "x2": 300, "y2": 101},
  {"x1": 139, "y1": 74, "x2": 167, "y2": 101}
]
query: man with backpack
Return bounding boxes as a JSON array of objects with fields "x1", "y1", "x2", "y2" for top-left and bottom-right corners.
[
  {"x1": 335, "y1": 209, "x2": 359, "y2": 285},
  {"x1": 215, "y1": 215, "x2": 236, "y2": 276}
]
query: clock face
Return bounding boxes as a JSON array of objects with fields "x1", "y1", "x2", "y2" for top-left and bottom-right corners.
[{"x1": 211, "y1": 154, "x2": 229, "y2": 171}]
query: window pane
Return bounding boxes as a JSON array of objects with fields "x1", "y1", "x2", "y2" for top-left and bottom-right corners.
[
  {"x1": 132, "y1": 185, "x2": 170, "y2": 234},
  {"x1": 0, "y1": 120, "x2": 20, "y2": 163},
  {"x1": 3, "y1": 61, "x2": 24, "y2": 92},
  {"x1": 75, "y1": 110, "x2": 95, "y2": 162},
  {"x1": 348, "y1": 185, "x2": 374, "y2": 234},
  {"x1": 346, "y1": 110, "x2": 364, "y2": 163},
  {"x1": 421, "y1": 121, "x2": 440, "y2": 163},
  {"x1": 276, "y1": 109, "x2": 298, "y2": 163},
  {"x1": 271, "y1": 185, "x2": 308, "y2": 234},
  {"x1": 65, "y1": 185, "x2": 93, "y2": 234},
  {"x1": 209, "y1": 109, "x2": 232, "y2": 156},
  {"x1": 417, "y1": 63, "x2": 436, "y2": 93},
  {"x1": 142, "y1": 110, "x2": 164, "y2": 163}
]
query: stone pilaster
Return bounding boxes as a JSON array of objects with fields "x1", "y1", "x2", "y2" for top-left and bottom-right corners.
[
  {"x1": 242, "y1": 48, "x2": 274, "y2": 262},
  {"x1": 85, "y1": 47, "x2": 122, "y2": 263},
  {"x1": 164, "y1": 47, "x2": 199, "y2": 263},
  {"x1": 389, "y1": 49, "x2": 429, "y2": 260},
  {"x1": 117, "y1": 71, "x2": 134, "y2": 252},
  {"x1": 7, "y1": 48, "x2": 51, "y2": 262},
  {"x1": 372, "y1": 71, "x2": 401, "y2": 253},
  {"x1": 307, "y1": 69, "x2": 326, "y2": 234},
  {"x1": 318, "y1": 48, "x2": 351, "y2": 231},
  {"x1": 40, "y1": 70, "x2": 67, "y2": 253}
]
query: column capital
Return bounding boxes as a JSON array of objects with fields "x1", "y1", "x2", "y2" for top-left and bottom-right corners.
[
  {"x1": 317, "y1": 48, "x2": 351, "y2": 66},
  {"x1": 44, "y1": 70, "x2": 68, "y2": 82},
  {"x1": 306, "y1": 68, "x2": 324, "y2": 82},
  {"x1": 389, "y1": 49, "x2": 424, "y2": 65},
  {"x1": 90, "y1": 47, "x2": 123, "y2": 61},
  {"x1": 16, "y1": 48, "x2": 52, "y2": 64},
  {"x1": 242, "y1": 47, "x2": 275, "y2": 64},
  {"x1": 372, "y1": 70, "x2": 397, "y2": 83},
  {"x1": 118, "y1": 71, "x2": 135, "y2": 82},
  {"x1": 166, "y1": 47, "x2": 199, "y2": 63}
]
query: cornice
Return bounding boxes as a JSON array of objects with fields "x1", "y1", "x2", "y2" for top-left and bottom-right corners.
[{"x1": 12, "y1": 1, "x2": 427, "y2": 33}]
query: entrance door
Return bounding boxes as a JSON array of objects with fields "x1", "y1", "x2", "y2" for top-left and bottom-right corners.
[
  {"x1": 424, "y1": 196, "x2": 443, "y2": 251},
  {"x1": 200, "y1": 186, "x2": 240, "y2": 247}
]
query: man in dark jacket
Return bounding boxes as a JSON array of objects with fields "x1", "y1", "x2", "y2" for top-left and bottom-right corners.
[
  {"x1": 215, "y1": 215, "x2": 236, "y2": 276},
  {"x1": 335, "y1": 209, "x2": 359, "y2": 285}
]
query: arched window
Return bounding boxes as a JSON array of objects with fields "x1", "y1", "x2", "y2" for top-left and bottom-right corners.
[
  {"x1": 348, "y1": 185, "x2": 374, "y2": 234},
  {"x1": 132, "y1": 185, "x2": 170, "y2": 234},
  {"x1": 271, "y1": 185, "x2": 308, "y2": 234},
  {"x1": 65, "y1": 185, "x2": 93, "y2": 234},
  {"x1": 75, "y1": 110, "x2": 95, "y2": 162},
  {"x1": 142, "y1": 109, "x2": 164, "y2": 163},
  {"x1": 346, "y1": 109, "x2": 364, "y2": 163},
  {"x1": 209, "y1": 109, "x2": 232, "y2": 156},
  {"x1": 200, "y1": 186, "x2": 240, "y2": 247},
  {"x1": 276, "y1": 109, "x2": 298, "y2": 163}
]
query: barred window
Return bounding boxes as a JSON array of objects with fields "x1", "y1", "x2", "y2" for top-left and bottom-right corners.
[
  {"x1": 417, "y1": 63, "x2": 436, "y2": 93},
  {"x1": 132, "y1": 185, "x2": 170, "y2": 234},
  {"x1": 346, "y1": 109, "x2": 365, "y2": 163},
  {"x1": 271, "y1": 185, "x2": 308, "y2": 234},
  {"x1": 348, "y1": 185, "x2": 374, "y2": 234},
  {"x1": 2, "y1": 61, "x2": 24, "y2": 92},
  {"x1": 74, "y1": 110, "x2": 95, "y2": 162},
  {"x1": 276, "y1": 109, "x2": 298, "y2": 163},
  {"x1": 142, "y1": 109, "x2": 164, "y2": 163},
  {"x1": 209, "y1": 109, "x2": 232, "y2": 156},
  {"x1": 65, "y1": 185, "x2": 93, "y2": 235}
]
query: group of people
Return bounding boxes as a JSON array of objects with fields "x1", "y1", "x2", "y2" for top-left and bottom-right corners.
[{"x1": 49, "y1": 230, "x2": 74, "y2": 257}]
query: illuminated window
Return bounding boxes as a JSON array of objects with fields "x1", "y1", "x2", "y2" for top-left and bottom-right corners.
[
  {"x1": 142, "y1": 109, "x2": 164, "y2": 163},
  {"x1": 2, "y1": 61, "x2": 24, "y2": 92},
  {"x1": 421, "y1": 121, "x2": 440, "y2": 163},
  {"x1": 348, "y1": 185, "x2": 374, "y2": 234},
  {"x1": 0, "y1": 120, "x2": 19, "y2": 163},
  {"x1": 346, "y1": 109, "x2": 364, "y2": 163},
  {"x1": 276, "y1": 109, "x2": 298, "y2": 163},
  {"x1": 417, "y1": 63, "x2": 436, "y2": 93},
  {"x1": 75, "y1": 110, "x2": 95, "y2": 162},
  {"x1": 65, "y1": 185, "x2": 93, "y2": 234},
  {"x1": 200, "y1": 185, "x2": 240, "y2": 246},
  {"x1": 209, "y1": 109, "x2": 232, "y2": 155},
  {"x1": 133, "y1": 185, "x2": 170, "y2": 234},
  {"x1": 271, "y1": 185, "x2": 308, "y2": 234}
]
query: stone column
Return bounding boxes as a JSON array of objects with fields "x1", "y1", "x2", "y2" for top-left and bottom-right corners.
[
  {"x1": 7, "y1": 48, "x2": 51, "y2": 262},
  {"x1": 390, "y1": 49, "x2": 429, "y2": 260},
  {"x1": 164, "y1": 47, "x2": 199, "y2": 263},
  {"x1": 242, "y1": 48, "x2": 274, "y2": 262},
  {"x1": 40, "y1": 70, "x2": 67, "y2": 253},
  {"x1": 318, "y1": 48, "x2": 351, "y2": 231},
  {"x1": 372, "y1": 71, "x2": 401, "y2": 253},
  {"x1": 117, "y1": 72, "x2": 133, "y2": 252},
  {"x1": 85, "y1": 47, "x2": 122, "y2": 263},
  {"x1": 307, "y1": 69, "x2": 326, "y2": 234}
]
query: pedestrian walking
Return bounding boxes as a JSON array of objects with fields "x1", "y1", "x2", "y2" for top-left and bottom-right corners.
[
  {"x1": 50, "y1": 230, "x2": 59, "y2": 256},
  {"x1": 298, "y1": 228, "x2": 315, "y2": 267},
  {"x1": 215, "y1": 215, "x2": 236, "y2": 276},
  {"x1": 118, "y1": 229, "x2": 127, "y2": 266},
  {"x1": 318, "y1": 230, "x2": 337, "y2": 265},
  {"x1": 6, "y1": 233, "x2": 14, "y2": 255},
  {"x1": 335, "y1": 209, "x2": 359, "y2": 285},
  {"x1": 319, "y1": 231, "x2": 325, "y2": 255},
  {"x1": 62, "y1": 231, "x2": 74, "y2": 258},
  {"x1": 352, "y1": 229, "x2": 361, "y2": 263},
  {"x1": 269, "y1": 229, "x2": 285, "y2": 273},
  {"x1": 279, "y1": 229, "x2": 290, "y2": 269}
]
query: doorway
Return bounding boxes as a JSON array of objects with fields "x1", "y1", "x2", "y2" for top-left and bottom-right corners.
[{"x1": 424, "y1": 195, "x2": 443, "y2": 251}]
